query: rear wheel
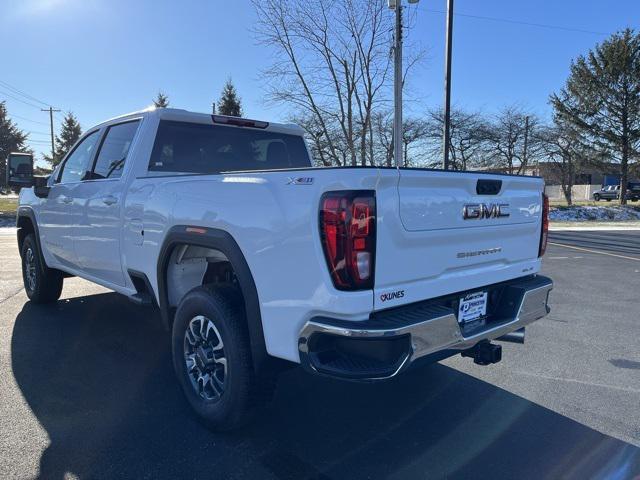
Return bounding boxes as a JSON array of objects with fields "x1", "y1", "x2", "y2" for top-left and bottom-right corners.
[
  {"x1": 171, "y1": 285, "x2": 275, "y2": 431},
  {"x1": 21, "y1": 234, "x2": 63, "y2": 303}
]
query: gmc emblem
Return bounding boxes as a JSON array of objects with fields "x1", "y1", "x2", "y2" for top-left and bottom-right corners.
[{"x1": 463, "y1": 203, "x2": 510, "y2": 220}]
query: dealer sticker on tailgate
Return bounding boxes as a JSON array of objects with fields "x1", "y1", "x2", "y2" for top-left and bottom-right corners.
[{"x1": 458, "y1": 292, "x2": 488, "y2": 324}]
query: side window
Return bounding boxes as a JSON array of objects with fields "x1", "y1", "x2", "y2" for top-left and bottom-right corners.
[
  {"x1": 92, "y1": 120, "x2": 140, "y2": 180},
  {"x1": 57, "y1": 130, "x2": 100, "y2": 184}
]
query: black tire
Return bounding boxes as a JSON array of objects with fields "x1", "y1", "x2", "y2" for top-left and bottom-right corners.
[
  {"x1": 593, "y1": 194, "x2": 600, "y2": 201},
  {"x1": 21, "y1": 234, "x2": 63, "y2": 303},
  {"x1": 606, "y1": 198, "x2": 612, "y2": 202},
  {"x1": 172, "y1": 285, "x2": 275, "y2": 431}
]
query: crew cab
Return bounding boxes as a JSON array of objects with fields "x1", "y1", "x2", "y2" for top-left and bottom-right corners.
[{"x1": 10, "y1": 108, "x2": 553, "y2": 430}]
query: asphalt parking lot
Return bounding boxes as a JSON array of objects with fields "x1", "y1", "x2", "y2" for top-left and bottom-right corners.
[{"x1": 0, "y1": 229, "x2": 639, "y2": 479}]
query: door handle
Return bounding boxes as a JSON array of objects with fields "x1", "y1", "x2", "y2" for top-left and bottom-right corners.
[
  {"x1": 61, "y1": 195, "x2": 73, "y2": 204},
  {"x1": 102, "y1": 195, "x2": 118, "y2": 206}
]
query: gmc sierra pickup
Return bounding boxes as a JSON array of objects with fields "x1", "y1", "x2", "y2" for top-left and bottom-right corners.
[{"x1": 11, "y1": 107, "x2": 553, "y2": 430}]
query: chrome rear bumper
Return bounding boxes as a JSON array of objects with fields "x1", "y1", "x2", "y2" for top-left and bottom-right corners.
[{"x1": 298, "y1": 275, "x2": 553, "y2": 380}]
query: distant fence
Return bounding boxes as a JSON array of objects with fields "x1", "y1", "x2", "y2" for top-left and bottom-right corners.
[{"x1": 544, "y1": 184, "x2": 600, "y2": 201}]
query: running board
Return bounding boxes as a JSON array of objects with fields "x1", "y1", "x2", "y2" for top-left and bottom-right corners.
[
  {"x1": 127, "y1": 269, "x2": 156, "y2": 307},
  {"x1": 128, "y1": 292, "x2": 154, "y2": 307}
]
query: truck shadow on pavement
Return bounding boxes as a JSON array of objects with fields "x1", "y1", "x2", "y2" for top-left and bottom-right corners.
[{"x1": 11, "y1": 293, "x2": 640, "y2": 480}]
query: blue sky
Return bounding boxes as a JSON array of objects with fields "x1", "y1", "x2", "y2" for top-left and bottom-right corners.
[{"x1": 1, "y1": 0, "x2": 638, "y2": 161}]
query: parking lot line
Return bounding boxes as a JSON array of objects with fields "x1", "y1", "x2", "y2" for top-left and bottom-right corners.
[
  {"x1": 513, "y1": 371, "x2": 640, "y2": 395},
  {"x1": 549, "y1": 242, "x2": 640, "y2": 261}
]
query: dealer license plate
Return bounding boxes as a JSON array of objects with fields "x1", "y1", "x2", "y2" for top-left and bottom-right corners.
[{"x1": 458, "y1": 291, "x2": 488, "y2": 324}]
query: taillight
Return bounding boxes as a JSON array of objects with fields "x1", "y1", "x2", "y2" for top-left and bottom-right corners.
[
  {"x1": 320, "y1": 191, "x2": 376, "y2": 290},
  {"x1": 539, "y1": 193, "x2": 549, "y2": 257}
]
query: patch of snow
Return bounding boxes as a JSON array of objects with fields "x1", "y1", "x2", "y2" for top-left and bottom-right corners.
[{"x1": 550, "y1": 205, "x2": 640, "y2": 222}]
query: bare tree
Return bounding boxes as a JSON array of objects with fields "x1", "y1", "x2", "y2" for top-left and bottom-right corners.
[
  {"x1": 538, "y1": 120, "x2": 586, "y2": 205},
  {"x1": 485, "y1": 106, "x2": 541, "y2": 174},
  {"x1": 373, "y1": 111, "x2": 394, "y2": 167},
  {"x1": 252, "y1": 0, "x2": 423, "y2": 166},
  {"x1": 401, "y1": 118, "x2": 430, "y2": 166},
  {"x1": 423, "y1": 108, "x2": 491, "y2": 170},
  {"x1": 292, "y1": 113, "x2": 351, "y2": 166},
  {"x1": 371, "y1": 112, "x2": 432, "y2": 167}
]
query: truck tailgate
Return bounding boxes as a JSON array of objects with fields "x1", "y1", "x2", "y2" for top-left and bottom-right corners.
[{"x1": 374, "y1": 169, "x2": 544, "y2": 310}]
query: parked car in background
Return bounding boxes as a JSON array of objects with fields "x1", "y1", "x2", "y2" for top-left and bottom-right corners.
[
  {"x1": 593, "y1": 184, "x2": 639, "y2": 202},
  {"x1": 628, "y1": 182, "x2": 640, "y2": 201},
  {"x1": 593, "y1": 185, "x2": 614, "y2": 201},
  {"x1": 593, "y1": 185, "x2": 619, "y2": 201}
]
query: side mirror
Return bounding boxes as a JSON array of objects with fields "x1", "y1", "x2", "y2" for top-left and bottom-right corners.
[
  {"x1": 34, "y1": 176, "x2": 51, "y2": 198},
  {"x1": 6, "y1": 153, "x2": 34, "y2": 189}
]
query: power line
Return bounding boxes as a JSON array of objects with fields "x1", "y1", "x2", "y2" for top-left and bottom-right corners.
[
  {"x1": 418, "y1": 7, "x2": 609, "y2": 36},
  {"x1": 8, "y1": 113, "x2": 50, "y2": 126},
  {"x1": 0, "y1": 79, "x2": 50, "y2": 107},
  {"x1": 25, "y1": 140, "x2": 50, "y2": 146},
  {"x1": 0, "y1": 82, "x2": 63, "y2": 158},
  {"x1": 0, "y1": 89, "x2": 46, "y2": 109}
]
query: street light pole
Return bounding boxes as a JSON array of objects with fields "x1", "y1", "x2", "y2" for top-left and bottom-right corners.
[
  {"x1": 442, "y1": 0, "x2": 454, "y2": 170},
  {"x1": 393, "y1": 3, "x2": 404, "y2": 169}
]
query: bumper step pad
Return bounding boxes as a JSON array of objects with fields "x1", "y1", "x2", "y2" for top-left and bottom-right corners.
[{"x1": 298, "y1": 275, "x2": 553, "y2": 380}]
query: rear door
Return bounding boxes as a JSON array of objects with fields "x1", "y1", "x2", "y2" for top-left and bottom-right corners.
[
  {"x1": 374, "y1": 169, "x2": 544, "y2": 309},
  {"x1": 73, "y1": 120, "x2": 141, "y2": 286}
]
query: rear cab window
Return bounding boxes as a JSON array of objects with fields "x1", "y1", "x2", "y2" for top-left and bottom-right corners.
[
  {"x1": 148, "y1": 121, "x2": 311, "y2": 174},
  {"x1": 91, "y1": 120, "x2": 141, "y2": 180}
]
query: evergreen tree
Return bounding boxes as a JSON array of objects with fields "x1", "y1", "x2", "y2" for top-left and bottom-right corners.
[
  {"x1": 551, "y1": 29, "x2": 640, "y2": 204},
  {"x1": 0, "y1": 101, "x2": 30, "y2": 186},
  {"x1": 44, "y1": 112, "x2": 82, "y2": 167},
  {"x1": 217, "y1": 79, "x2": 243, "y2": 117},
  {"x1": 153, "y1": 92, "x2": 170, "y2": 108}
]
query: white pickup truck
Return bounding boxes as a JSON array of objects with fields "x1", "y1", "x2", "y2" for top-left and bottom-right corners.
[{"x1": 11, "y1": 108, "x2": 552, "y2": 430}]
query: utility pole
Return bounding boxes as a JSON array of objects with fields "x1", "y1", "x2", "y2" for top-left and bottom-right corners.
[
  {"x1": 442, "y1": 0, "x2": 455, "y2": 170},
  {"x1": 389, "y1": 0, "x2": 419, "y2": 167},
  {"x1": 41, "y1": 106, "x2": 60, "y2": 162},
  {"x1": 522, "y1": 115, "x2": 530, "y2": 173},
  {"x1": 393, "y1": 3, "x2": 404, "y2": 168},
  {"x1": 211, "y1": 101, "x2": 216, "y2": 115}
]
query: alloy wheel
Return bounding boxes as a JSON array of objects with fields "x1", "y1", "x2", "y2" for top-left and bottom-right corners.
[
  {"x1": 184, "y1": 315, "x2": 227, "y2": 401},
  {"x1": 25, "y1": 247, "x2": 37, "y2": 293}
]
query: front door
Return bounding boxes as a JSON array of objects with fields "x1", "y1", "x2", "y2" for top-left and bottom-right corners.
[{"x1": 38, "y1": 130, "x2": 101, "y2": 269}]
